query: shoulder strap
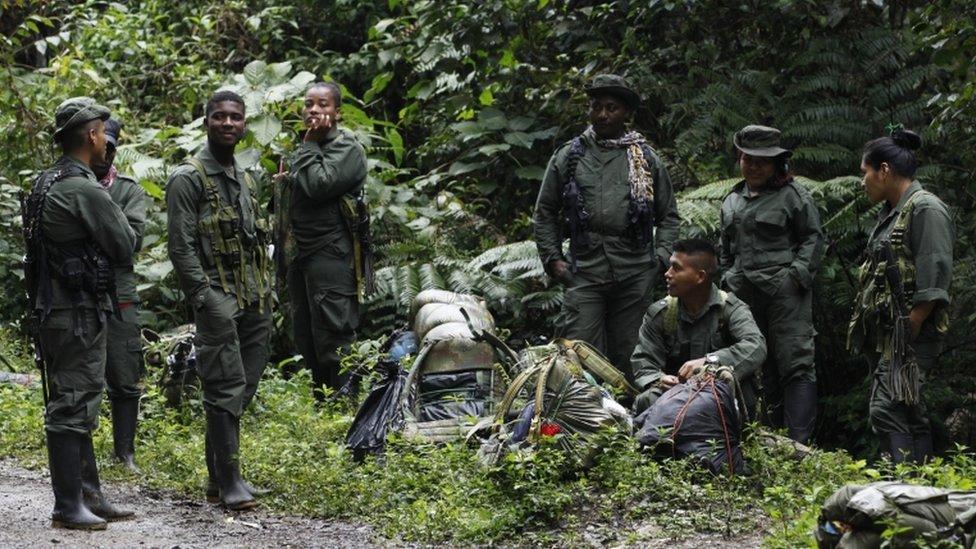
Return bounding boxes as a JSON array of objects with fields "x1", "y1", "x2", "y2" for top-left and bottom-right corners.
[{"x1": 663, "y1": 295, "x2": 679, "y2": 340}]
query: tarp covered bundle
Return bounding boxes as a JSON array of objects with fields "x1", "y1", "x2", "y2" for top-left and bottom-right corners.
[
  {"x1": 142, "y1": 324, "x2": 198, "y2": 407},
  {"x1": 815, "y1": 481, "x2": 976, "y2": 549},
  {"x1": 477, "y1": 338, "x2": 634, "y2": 467},
  {"x1": 635, "y1": 374, "x2": 744, "y2": 475}
]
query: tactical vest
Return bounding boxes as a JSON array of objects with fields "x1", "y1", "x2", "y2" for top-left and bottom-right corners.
[
  {"x1": 661, "y1": 291, "x2": 730, "y2": 374},
  {"x1": 21, "y1": 157, "x2": 116, "y2": 334},
  {"x1": 187, "y1": 159, "x2": 271, "y2": 312},
  {"x1": 848, "y1": 190, "x2": 949, "y2": 356},
  {"x1": 561, "y1": 137, "x2": 656, "y2": 270}
]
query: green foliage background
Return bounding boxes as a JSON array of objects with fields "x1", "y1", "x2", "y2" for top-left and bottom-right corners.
[{"x1": 1, "y1": 0, "x2": 975, "y2": 544}]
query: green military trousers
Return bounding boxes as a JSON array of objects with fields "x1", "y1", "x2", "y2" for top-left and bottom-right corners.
[
  {"x1": 559, "y1": 267, "x2": 654, "y2": 383},
  {"x1": 732, "y1": 276, "x2": 816, "y2": 415},
  {"x1": 192, "y1": 288, "x2": 272, "y2": 416},
  {"x1": 869, "y1": 340, "x2": 941, "y2": 435},
  {"x1": 40, "y1": 308, "x2": 106, "y2": 435},
  {"x1": 287, "y1": 246, "x2": 359, "y2": 396},
  {"x1": 105, "y1": 304, "x2": 144, "y2": 401}
]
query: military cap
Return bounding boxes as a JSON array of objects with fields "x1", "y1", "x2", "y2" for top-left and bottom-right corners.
[
  {"x1": 52, "y1": 96, "x2": 111, "y2": 142},
  {"x1": 733, "y1": 125, "x2": 791, "y2": 157},
  {"x1": 585, "y1": 74, "x2": 640, "y2": 110},
  {"x1": 104, "y1": 118, "x2": 123, "y2": 146}
]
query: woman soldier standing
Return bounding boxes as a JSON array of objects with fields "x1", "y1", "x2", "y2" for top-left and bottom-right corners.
[
  {"x1": 719, "y1": 125, "x2": 824, "y2": 444},
  {"x1": 848, "y1": 129, "x2": 953, "y2": 463}
]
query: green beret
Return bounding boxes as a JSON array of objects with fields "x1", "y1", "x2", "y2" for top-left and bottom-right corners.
[
  {"x1": 52, "y1": 96, "x2": 111, "y2": 142},
  {"x1": 585, "y1": 74, "x2": 640, "y2": 110},
  {"x1": 733, "y1": 125, "x2": 791, "y2": 157}
]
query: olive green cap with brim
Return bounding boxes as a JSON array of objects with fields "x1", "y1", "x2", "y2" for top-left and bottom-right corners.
[
  {"x1": 733, "y1": 124, "x2": 791, "y2": 157},
  {"x1": 585, "y1": 74, "x2": 640, "y2": 110},
  {"x1": 52, "y1": 96, "x2": 111, "y2": 142}
]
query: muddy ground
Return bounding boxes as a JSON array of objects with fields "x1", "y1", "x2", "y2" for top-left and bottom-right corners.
[
  {"x1": 0, "y1": 458, "x2": 760, "y2": 548},
  {"x1": 0, "y1": 459, "x2": 377, "y2": 548}
]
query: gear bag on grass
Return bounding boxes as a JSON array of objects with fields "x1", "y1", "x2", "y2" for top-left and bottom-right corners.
[
  {"x1": 815, "y1": 481, "x2": 976, "y2": 549},
  {"x1": 142, "y1": 324, "x2": 199, "y2": 408},
  {"x1": 476, "y1": 338, "x2": 634, "y2": 468},
  {"x1": 635, "y1": 369, "x2": 744, "y2": 475}
]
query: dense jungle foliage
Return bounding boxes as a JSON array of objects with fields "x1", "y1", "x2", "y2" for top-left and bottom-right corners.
[{"x1": 1, "y1": 0, "x2": 975, "y2": 545}]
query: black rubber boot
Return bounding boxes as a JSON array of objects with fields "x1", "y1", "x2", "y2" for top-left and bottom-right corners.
[
  {"x1": 80, "y1": 434, "x2": 135, "y2": 522},
  {"x1": 111, "y1": 398, "x2": 140, "y2": 473},
  {"x1": 205, "y1": 407, "x2": 257, "y2": 510},
  {"x1": 206, "y1": 430, "x2": 267, "y2": 502},
  {"x1": 784, "y1": 381, "x2": 817, "y2": 444},
  {"x1": 888, "y1": 432, "x2": 914, "y2": 464},
  {"x1": 912, "y1": 432, "x2": 934, "y2": 464},
  {"x1": 47, "y1": 431, "x2": 107, "y2": 530}
]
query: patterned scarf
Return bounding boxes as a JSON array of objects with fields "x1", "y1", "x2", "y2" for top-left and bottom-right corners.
[
  {"x1": 584, "y1": 127, "x2": 656, "y2": 247},
  {"x1": 98, "y1": 165, "x2": 117, "y2": 190}
]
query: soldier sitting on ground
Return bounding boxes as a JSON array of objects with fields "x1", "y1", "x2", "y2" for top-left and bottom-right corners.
[{"x1": 630, "y1": 238, "x2": 766, "y2": 416}]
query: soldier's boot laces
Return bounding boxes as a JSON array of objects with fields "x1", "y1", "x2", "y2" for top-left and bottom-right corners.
[
  {"x1": 206, "y1": 408, "x2": 258, "y2": 511},
  {"x1": 111, "y1": 398, "x2": 140, "y2": 473},
  {"x1": 47, "y1": 431, "x2": 107, "y2": 530},
  {"x1": 205, "y1": 430, "x2": 268, "y2": 503},
  {"x1": 80, "y1": 434, "x2": 135, "y2": 521}
]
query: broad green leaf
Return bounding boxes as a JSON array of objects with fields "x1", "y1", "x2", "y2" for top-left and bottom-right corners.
[
  {"x1": 504, "y1": 132, "x2": 534, "y2": 149},
  {"x1": 364, "y1": 71, "x2": 394, "y2": 103},
  {"x1": 386, "y1": 127, "x2": 404, "y2": 166},
  {"x1": 449, "y1": 160, "x2": 487, "y2": 176},
  {"x1": 478, "y1": 87, "x2": 494, "y2": 106},
  {"x1": 478, "y1": 108, "x2": 506, "y2": 130},
  {"x1": 243, "y1": 60, "x2": 268, "y2": 86},
  {"x1": 516, "y1": 165, "x2": 546, "y2": 180},
  {"x1": 478, "y1": 143, "x2": 510, "y2": 156},
  {"x1": 289, "y1": 71, "x2": 316, "y2": 90},
  {"x1": 250, "y1": 114, "x2": 282, "y2": 146},
  {"x1": 234, "y1": 147, "x2": 262, "y2": 169}
]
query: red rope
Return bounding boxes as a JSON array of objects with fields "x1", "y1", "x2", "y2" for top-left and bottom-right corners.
[
  {"x1": 670, "y1": 380, "x2": 709, "y2": 459},
  {"x1": 669, "y1": 375, "x2": 737, "y2": 476},
  {"x1": 708, "y1": 377, "x2": 736, "y2": 477}
]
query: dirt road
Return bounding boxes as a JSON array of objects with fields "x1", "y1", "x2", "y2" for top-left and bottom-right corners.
[{"x1": 0, "y1": 460, "x2": 377, "y2": 548}]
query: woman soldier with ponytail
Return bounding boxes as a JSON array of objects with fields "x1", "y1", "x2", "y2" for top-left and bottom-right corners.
[{"x1": 849, "y1": 129, "x2": 954, "y2": 463}]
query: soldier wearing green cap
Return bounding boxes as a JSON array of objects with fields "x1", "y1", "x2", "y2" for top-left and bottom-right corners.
[
  {"x1": 719, "y1": 124, "x2": 824, "y2": 444},
  {"x1": 22, "y1": 97, "x2": 137, "y2": 529},
  {"x1": 90, "y1": 117, "x2": 148, "y2": 473},
  {"x1": 166, "y1": 90, "x2": 273, "y2": 510},
  {"x1": 533, "y1": 73, "x2": 680, "y2": 383}
]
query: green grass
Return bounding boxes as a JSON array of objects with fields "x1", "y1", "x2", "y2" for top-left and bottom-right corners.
[{"x1": 2, "y1": 332, "x2": 974, "y2": 546}]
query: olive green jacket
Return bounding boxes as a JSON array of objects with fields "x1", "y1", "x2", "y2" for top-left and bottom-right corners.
[
  {"x1": 38, "y1": 156, "x2": 136, "y2": 310},
  {"x1": 719, "y1": 179, "x2": 824, "y2": 291},
  {"x1": 106, "y1": 174, "x2": 148, "y2": 303},
  {"x1": 866, "y1": 181, "x2": 953, "y2": 340},
  {"x1": 630, "y1": 285, "x2": 767, "y2": 391},
  {"x1": 284, "y1": 127, "x2": 367, "y2": 262},
  {"x1": 165, "y1": 145, "x2": 262, "y2": 301},
  {"x1": 533, "y1": 132, "x2": 680, "y2": 282}
]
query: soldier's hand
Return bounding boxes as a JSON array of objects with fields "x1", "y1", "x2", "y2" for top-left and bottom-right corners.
[
  {"x1": 660, "y1": 374, "x2": 679, "y2": 389},
  {"x1": 546, "y1": 259, "x2": 572, "y2": 284},
  {"x1": 303, "y1": 113, "x2": 334, "y2": 143},
  {"x1": 678, "y1": 358, "x2": 706, "y2": 380}
]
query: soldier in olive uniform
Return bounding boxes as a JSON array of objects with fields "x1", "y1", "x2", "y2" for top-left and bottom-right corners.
[
  {"x1": 848, "y1": 130, "x2": 953, "y2": 464},
  {"x1": 91, "y1": 118, "x2": 148, "y2": 472},
  {"x1": 166, "y1": 91, "x2": 273, "y2": 510},
  {"x1": 23, "y1": 97, "x2": 136, "y2": 529},
  {"x1": 719, "y1": 125, "x2": 823, "y2": 443},
  {"x1": 533, "y1": 74, "x2": 680, "y2": 383},
  {"x1": 631, "y1": 239, "x2": 766, "y2": 416},
  {"x1": 275, "y1": 82, "x2": 368, "y2": 401}
]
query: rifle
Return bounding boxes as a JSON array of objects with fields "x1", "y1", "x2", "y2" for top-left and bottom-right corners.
[
  {"x1": 19, "y1": 188, "x2": 49, "y2": 405},
  {"x1": 880, "y1": 243, "x2": 919, "y2": 405}
]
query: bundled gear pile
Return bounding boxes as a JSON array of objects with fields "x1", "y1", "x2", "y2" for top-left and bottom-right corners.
[
  {"x1": 477, "y1": 338, "x2": 636, "y2": 467},
  {"x1": 635, "y1": 366, "x2": 745, "y2": 475},
  {"x1": 815, "y1": 481, "x2": 976, "y2": 549},
  {"x1": 142, "y1": 325, "x2": 198, "y2": 407}
]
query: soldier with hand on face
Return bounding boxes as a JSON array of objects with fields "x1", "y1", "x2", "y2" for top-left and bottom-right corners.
[
  {"x1": 90, "y1": 117, "x2": 148, "y2": 473},
  {"x1": 533, "y1": 73, "x2": 680, "y2": 384},
  {"x1": 22, "y1": 97, "x2": 136, "y2": 530},
  {"x1": 630, "y1": 239, "x2": 766, "y2": 416},
  {"x1": 166, "y1": 90, "x2": 273, "y2": 510}
]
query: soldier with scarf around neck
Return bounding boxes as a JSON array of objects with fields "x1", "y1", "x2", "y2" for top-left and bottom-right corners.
[{"x1": 533, "y1": 74, "x2": 680, "y2": 384}]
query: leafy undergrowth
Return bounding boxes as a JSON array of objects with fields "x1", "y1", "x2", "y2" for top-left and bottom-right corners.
[{"x1": 1, "y1": 337, "x2": 974, "y2": 546}]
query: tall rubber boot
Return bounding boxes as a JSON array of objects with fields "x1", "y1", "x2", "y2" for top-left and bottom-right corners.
[
  {"x1": 912, "y1": 432, "x2": 933, "y2": 464},
  {"x1": 888, "y1": 432, "x2": 914, "y2": 464},
  {"x1": 784, "y1": 381, "x2": 817, "y2": 444},
  {"x1": 80, "y1": 434, "x2": 135, "y2": 521},
  {"x1": 205, "y1": 430, "x2": 267, "y2": 502},
  {"x1": 111, "y1": 398, "x2": 140, "y2": 473},
  {"x1": 234, "y1": 418, "x2": 270, "y2": 497},
  {"x1": 205, "y1": 407, "x2": 257, "y2": 510},
  {"x1": 47, "y1": 431, "x2": 106, "y2": 530}
]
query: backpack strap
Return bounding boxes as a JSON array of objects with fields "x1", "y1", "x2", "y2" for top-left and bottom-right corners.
[{"x1": 664, "y1": 290, "x2": 730, "y2": 341}]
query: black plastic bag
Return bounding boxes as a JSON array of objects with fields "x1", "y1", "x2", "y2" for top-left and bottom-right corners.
[
  {"x1": 635, "y1": 376, "x2": 744, "y2": 475},
  {"x1": 345, "y1": 331, "x2": 416, "y2": 460}
]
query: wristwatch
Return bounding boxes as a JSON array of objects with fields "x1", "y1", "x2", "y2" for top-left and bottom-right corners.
[{"x1": 705, "y1": 354, "x2": 721, "y2": 366}]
